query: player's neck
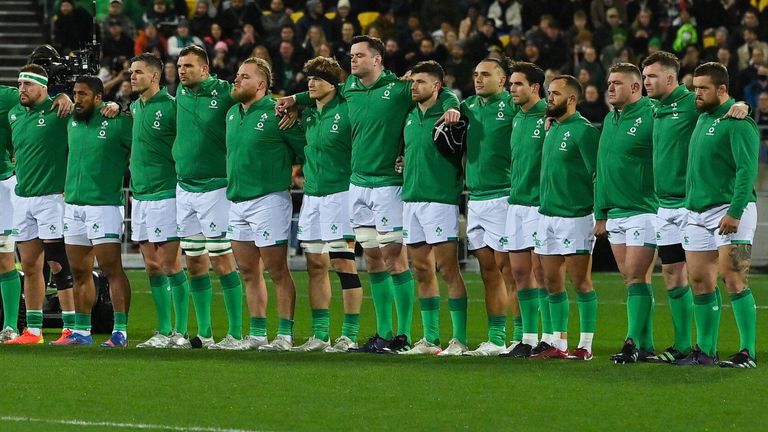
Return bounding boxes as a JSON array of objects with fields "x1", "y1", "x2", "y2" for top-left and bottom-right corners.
[
  {"x1": 482, "y1": 90, "x2": 502, "y2": 104},
  {"x1": 241, "y1": 92, "x2": 266, "y2": 110},
  {"x1": 557, "y1": 108, "x2": 576, "y2": 123},
  {"x1": 521, "y1": 95, "x2": 541, "y2": 112},
  {"x1": 418, "y1": 94, "x2": 438, "y2": 112},
  {"x1": 140, "y1": 85, "x2": 161, "y2": 102},
  {"x1": 315, "y1": 89, "x2": 336, "y2": 110},
  {"x1": 359, "y1": 68, "x2": 383, "y2": 87}
]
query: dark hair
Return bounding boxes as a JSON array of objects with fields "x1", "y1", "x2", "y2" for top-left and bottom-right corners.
[
  {"x1": 74, "y1": 75, "x2": 104, "y2": 96},
  {"x1": 480, "y1": 57, "x2": 511, "y2": 76},
  {"x1": 178, "y1": 45, "x2": 209, "y2": 65},
  {"x1": 551, "y1": 74, "x2": 582, "y2": 101},
  {"x1": 19, "y1": 63, "x2": 48, "y2": 77},
  {"x1": 509, "y1": 61, "x2": 544, "y2": 87},
  {"x1": 303, "y1": 56, "x2": 343, "y2": 82},
  {"x1": 351, "y1": 35, "x2": 385, "y2": 57},
  {"x1": 608, "y1": 62, "x2": 642, "y2": 81},
  {"x1": 130, "y1": 52, "x2": 163, "y2": 72},
  {"x1": 641, "y1": 50, "x2": 680, "y2": 75},
  {"x1": 694, "y1": 61, "x2": 730, "y2": 91},
  {"x1": 411, "y1": 60, "x2": 444, "y2": 82}
]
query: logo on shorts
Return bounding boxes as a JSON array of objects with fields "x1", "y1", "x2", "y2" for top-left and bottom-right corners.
[
  {"x1": 402, "y1": 230, "x2": 408, "y2": 239},
  {"x1": 380, "y1": 216, "x2": 389, "y2": 226},
  {"x1": 49, "y1": 225, "x2": 57, "y2": 233},
  {"x1": 330, "y1": 224, "x2": 339, "y2": 234},
  {"x1": 154, "y1": 227, "x2": 162, "y2": 237},
  {"x1": 633, "y1": 230, "x2": 640, "y2": 240},
  {"x1": 227, "y1": 225, "x2": 234, "y2": 233},
  {"x1": 209, "y1": 222, "x2": 217, "y2": 231},
  {"x1": 656, "y1": 231, "x2": 661, "y2": 240},
  {"x1": 532, "y1": 231, "x2": 541, "y2": 248},
  {"x1": 63, "y1": 223, "x2": 69, "y2": 232},
  {"x1": 563, "y1": 238, "x2": 572, "y2": 248},
  {"x1": 262, "y1": 230, "x2": 270, "y2": 240},
  {"x1": 684, "y1": 235, "x2": 690, "y2": 245},
  {"x1": 499, "y1": 236, "x2": 509, "y2": 246},
  {"x1": 435, "y1": 226, "x2": 443, "y2": 236},
  {"x1": 297, "y1": 225, "x2": 304, "y2": 235},
  {"x1": 92, "y1": 223, "x2": 100, "y2": 232}
]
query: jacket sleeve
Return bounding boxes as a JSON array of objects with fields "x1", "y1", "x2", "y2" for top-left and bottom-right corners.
[
  {"x1": 438, "y1": 87, "x2": 461, "y2": 112},
  {"x1": 579, "y1": 124, "x2": 601, "y2": 217},
  {"x1": 727, "y1": 120, "x2": 759, "y2": 219},
  {"x1": 282, "y1": 121, "x2": 307, "y2": 165}
]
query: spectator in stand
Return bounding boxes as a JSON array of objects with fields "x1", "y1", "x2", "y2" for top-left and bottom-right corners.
[
  {"x1": 420, "y1": 0, "x2": 460, "y2": 33},
  {"x1": 302, "y1": 25, "x2": 329, "y2": 58},
  {"x1": 411, "y1": 36, "x2": 447, "y2": 66},
  {"x1": 716, "y1": 46, "x2": 740, "y2": 95},
  {"x1": 143, "y1": 0, "x2": 178, "y2": 38},
  {"x1": 331, "y1": 0, "x2": 361, "y2": 37},
  {"x1": 189, "y1": 1, "x2": 214, "y2": 38},
  {"x1": 487, "y1": 0, "x2": 523, "y2": 33},
  {"x1": 315, "y1": 42, "x2": 333, "y2": 58},
  {"x1": 629, "y1": 8, "x2": 654, "y2": 56},
  {"x1": 567, "y1": 9, "x2": 591, "y2": 46},
  {"x1": 591, "y1": 0, "x2": 627, "y2": 29},
  {"x1": 383, "y1": 38, "x2": 408, "y2": 77},
  {"x1": 738, "y1": 46, "x2": 766, "y2": 97},
  {"x1": 113, "y1": 80, "x2": 134, "y2": 110},
  {"x1": 575, "y1": 46, "x2": 604, "y2": 88},
  {"x1": 577, "y1": 67, "x2": 594, "y2": 88},
  {"x1": 741, "y1": 8, "x2": 766, "y2": 43},
  {"x1": 755, "y1": 91, "x2": 768, "y2": 162},
  {"x1": 270, "y1": 24, "x2": 304, "y2": 60},
  {"x1": 334, "y1": 22, "x2": 355, "y2": 72},
  {"x1": 577, "y1": 83, "x2": 609, "y2": 123},
  {"x1": 162, "y1": 60, "x2": 178, "y2": 95},
  {"x1": 678, "y1": 44, "x2": 701, "y2": 78},
  {"x1": 458, "y1": 4, "x2": 482, "y2": 41},
  {"x1": 261, "y1": 0, "x2": 292, "y2": 46},
  {"x1": 670, "y1": 8, "x2": 698, "y2": 53},
  {"x1": 738, "y1": 28, "x2": 768, "y2": 71},
  {"x1": 101, "y1": 0, "x2": 136, "y2": 40},
  {"x1": 525, "y1": 39, "x2": 541, "y2": 65},
  {"x1": 403, "y1": 28, "x2": 426, "y2": 63},
  {"x1": 167, "y1": 19, "x2": 204, "y2": 59},
  {"x1": 272, "y1": 40, "x2": 306, "y2": 95},
  {"x1": 369, "y1": 10, "x2": 398, "y2": 41},
  {"x1": 504, "y1": 29, "x2": 526, "y2": 61},
  {"x1": 468, "y1": 19, "x2": 502, "y2": 62},
  {"x1": 600, "y1": 30, "x2": 626, "y2": 71},
  {"x1": 538, "y1": 18, "x2": 570, "y2": 72},
  {"x1": 236, "y1": 23, "x2": 263, "y2": 61},
  {"x1": 53, "y1": 0, "x2": 93, "y2": 54},
  {"x1": 296, "y1": 0, "x2": 334, "y2": 43},
  {"x1": 593, "y1": 7, "x2": 624, "y2": 50},
  {"x1": 250, "y1": 44, "x2": 272, "y2": 65},
  {"x1": 204, "y1": 22, "x2": 235, "y2": 57},
  {"x1": 218, "y1": 0, "x2": 263, "y2": 40},
  {"x1": 102, "y1": 19, "x2": 135, "y2": 65},
  {"x1": 134, "y1": 21, "x2": 168, "y2": 57},
  {"x1": 210, "y1": 41, "x2": 237, "y2": 81},
  {"x1": 744, "y1": 65, "x2": 768, "y2": 109}
]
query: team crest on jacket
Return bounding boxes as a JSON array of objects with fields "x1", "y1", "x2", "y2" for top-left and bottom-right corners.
[
  {"x1": 705, "y1": 118, "x2": 721, "y2": 136},
  {"x1": 559, "y1": 131, "x2": 571, "y2": 151},
  {"x1": 209, "y1": 89, "x2": 219, "y2": 109}
]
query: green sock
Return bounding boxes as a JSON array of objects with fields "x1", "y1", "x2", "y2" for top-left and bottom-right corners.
[
  {"x1": 189, "y1": 274, "x2": 213, "y2": 338},
  {"x1": 26, "y1": 310, "x2": 43, "y2": 329},
  {"x1": 667, "y1": 285, "x2": 693, "y2": 353},
  {"x1": 640, "y1": 290, "x2": 656, "y2": 352},
  {"x1": 487, "y1": 315, "x2": 506, "y2": 346},
  {"x1": 341, "y1": 313, "x2": 359, "y2": 342},
  {"x1": 730, "y1": 288, "x2": 757, "y2": 358},
  {"x1": 277, "y1": 317, "x2": 294, "y2": 336},
  {"x1": 62, "y1": 311, "x2": 75, "y2": 330},
  {"x1": 75, "y1": 313, "x2": 91, "y2": 332},
  {"x1": 549, "y1": 292, "x2": 569, "y2": 333},
  {"x1": 512, "y1": 315, "x2": 523, "y2": 342},
  {"x1": 312, "y1": 309, "x2": 330, "y2": 342},
  {"x1": 392, "y1": 270, "x2": 414, "y2": 341},
  {"x1": 626, "y1": 283, "x2": 653, "y2": 342},
  {"x1": 714, "y1": 286, "x2": 723, "y2": 352},
  {"x1": 369, "y1": 271, "x2": 395, "y2": 339},
  {"x1": 113, "y1": 311, "x2": 128, "y2": 332},
  {"x1": 249, "y1": 316, "x2": 267, "y2": 337},
  {"x1": 539, "y1": 288, "x2": 553, "y2": 336},
  {"x1": 518, "y1": 289, "x2": 540, "y2": 336},
  {"x1": 149, "y1": 274, "x2": 172, "y2": 335},
  {"x1": 0, "y1": 270, "x2": 21, "y2": 331},
  {"x1": 219, "y1": 272, "x2": 243, "y2": 339},
  {"x1": 693, "y1": 291, "x2": 720, "y2": 357},
  {"x1": 577, "y1": 290, "x2": 598, "y2": 333},
  {"x1": 448, "y1": 296, "x2": 468, "y2": 345},
  {"x1": 419, "y1": 296, "x2": 440, "y2": 345},
  {"x1": 169, "y1": 271, "x2": 190, "y2": 335}
]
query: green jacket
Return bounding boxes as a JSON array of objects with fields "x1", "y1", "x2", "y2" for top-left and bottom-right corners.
[
  {"x1": 129, "y1": 88, "x2": 177, "y2": 200},
  {"x1": 508, "y1": 98, "x2": 546, "y2": 206},
  {"x1": 686, "y1": 99, "x2": 759, "y2": 219},
  {"x1": 301, "y1": 93, "x2": 352, "y2": 196},
  {"x1": 0, "y1": 86, "x2": 18, "y2": 180}
]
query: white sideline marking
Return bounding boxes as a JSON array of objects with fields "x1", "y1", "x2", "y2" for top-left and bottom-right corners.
[{"x1": 0, "y1": 416, "x2": 263, "y2": 432}]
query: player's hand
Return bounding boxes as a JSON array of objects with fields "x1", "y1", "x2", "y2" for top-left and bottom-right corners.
[
  {"x1": 278, "y1": 107, "x2": 298, "y2": 129},
  {"x1": 544, "y1": 117, "x2": 554, "y2": 131},
  {"x1": 718, "y1": 215, "x2": 740, "y2": 235},
  {"x1": 593, "y1": 220, "x2": 608, "y2": 238},
  {"x1": 723, "y1": 102, "x2": 749, "y2": 119},
  {"x1": 435, "y1": 108, "x2": 461, "y2": 126},
  {"x1": 101, "y1": 102, "x2": 121, "y2": 118},
  {"x1": 275, "y1": 95, "x2": 296, "y2": 116},
  {"x1": 51, "y1": 94, "x2": 74, "y2": 117},
  {"x1": 395, "y1": 155, "x2": 404, "y2": 174},
  {"x1": 400, "y1": 70, "x2": 412, "y2": 81}
]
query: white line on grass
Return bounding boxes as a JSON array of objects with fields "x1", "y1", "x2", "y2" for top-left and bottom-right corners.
[{"x1": 0, "y1": 416, "x2": 264, "y2": 432}]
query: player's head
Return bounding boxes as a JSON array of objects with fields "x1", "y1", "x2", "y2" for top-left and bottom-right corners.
[
  {"x1": 641, "y1": 50, "x2": 680, "y2": 99},
  {"x1": 509, "y1": 61, "x2": 544, "y2": 107},
  {"x1": 232, "y1": 57, "x2": 272, "y2": 103},
  {"x1": 350, "y1": 35, "x2": 384, "y2": 79},
  {"x1": 304, "y1": 56, "x2": 343, "y2": 101},
  {"x1": 72, "y1": 75, "x2": 104, "y2": 121},
  {"x1": 607, "y1": 63, "x2": 642, "y2": 110},
  {"x1": 474, "y1": 58, "x2": 507, "y2": 98},
  {"x1": 693, "y1": 62, "x2": 729, "y2": 112},
  {"x1": 17, "y1": 64, "x2": 49, "y2": 107},
  {"x1": 177, "y1": 45, "x2": 209, "y2": 88},
  {"x1": 130, "y1": 52, "x2": 163, "y2": 95},
  {"x1": 546, "y1": 74, "x2": 581, "y2": 119},
  {"x1": 410, "y1": 60, "x2": 443, "y2": 104}
]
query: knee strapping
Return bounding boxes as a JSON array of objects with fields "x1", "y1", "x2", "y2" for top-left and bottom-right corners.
[
  {"x1": 337, "y1": 271, "x2": 361, "y2": 290},
  {"x1": 301, "y1": 241, "x2": 325, "y2": 254},
  {"x1": 354, "y1": 227, "x2": 379, "y2": 249},
  {"x1": 0, "y1": 235, "x2": 14, "y2": 254},
  {"x1": 376, "y1": 230, "x2": 403, "y2": 246},
  {"x1": 326, "y1": 240, "x2": 354, "y2": 254},
  {"x1": 181, "y1": 234, "x2": 208, "y2": 257},
  {"x1": 44, "y1": 241, "x2": 73, "y2": 290},
  {"x1": 658, "y1": 244, "x2": 685, "y2": 265},
  {"x1": 206, "y1": 238, "x2": 232, "y2": 257},
  {"x1": 329, "y1": 251, "x2": 355, "y2": 261}
]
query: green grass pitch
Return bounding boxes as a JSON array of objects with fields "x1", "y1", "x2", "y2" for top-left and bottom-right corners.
[{"x1": 0, "y1": 270, "x2": 767, "y2": 431}]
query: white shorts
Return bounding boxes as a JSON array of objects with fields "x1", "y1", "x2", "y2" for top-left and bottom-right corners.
[
  {"x1": 505, "y1": 204, "x2": 540, "y2": 251},
  {"x1": 63, "y1": 204, "x2": 124, "y2": 246},
  {"x1": 131, "y1": 197, "x2": 179, "y2": 243},
  {"x1": 403, "y1": 202, "x2": 459, "y2": 245},
  {"x1": 606, "y1": 213, "x2": 657, "y2": 248},
  {"x1": 12, "y1": 193, "x2": 65, "y2": 242},
  {"x1": 535, "y1": 213, "x2": 595, "y2": 256},
  {"x1": 467, "y1": 197, "x2": 508, "y2": 252},
  {"x1": 656, "y1": 207, "x2": 687, "y2": 246},
  {"x1": 683, "y1": 203, "x2": 757, "y2": 252},
  {"x1": 0, "y1": 176, "x2": 16, "y2": 235},
  {"x1": 176, "y1": 185, "x2": 231, "y2": 238},
  {"x1": 349, "y1": 184, "x2": 403, "y2": 232},
  {"x1": 227, "y1": 191, "x2": 292, "y2": 247},
  {"x1": 297, "y1": 191, "x2": 354, "y2": 242}
]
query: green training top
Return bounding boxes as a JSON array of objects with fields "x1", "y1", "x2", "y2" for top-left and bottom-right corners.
[
  {"x1": 295, "y1": 70, "x2": 460, "y2": 188},
  {"x1": 539, "y1": 111, "x2": 600, "y2": 218},
  {"x1": 595, "y1": 96, "x2": 659, "y2": 220},
  {"x1": 65, "y1": 104, "x2": 132, "y2": 205},
  {"x1": 301, "y1": 93, "x2": 352, "y2": 196},
  {"x1": 0, "y1": 86, "x2": 18, "y2": 180},
  {"x1": 130, "y1": 88, "x2": 177, "y2": 200},
  {"x1": 225, "y1": 96, "x2": 306, "y2": 202},
  {"x1": 462, "y1": 91, "x2": 520, "y2": 200},
  {"x1": 402, "y1": 101, "x2": 464, "y2": 205},
  {"x1": 686, "y1": 98, "x2": 759, "y2": 219},
  {"x1": 508, "y1": 98, "x2": 546, "y2": 206},
  {"x1": 174, "y1": 75, "x2": 235, "y2": 192},
  {"x1": 9, "y1": 97, "x2": 68, "y2": 197}
]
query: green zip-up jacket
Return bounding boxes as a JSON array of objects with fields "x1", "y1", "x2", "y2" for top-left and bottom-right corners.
[
  {"x1": 462, "y1": 91, "x2": 520, "y2": 200},
  {"x1": 402, "y1": 101, "x2": 464, "y2": 205},
  {"x1": 226, "y1": 96, "x2": 306, "y2": 203},
  {"x1": 9, "y1": 97, "x2": 68, "y2": 197},
  {"x1": 595, "y1": 96, "x2": 659, "y2": 220},
  {"x1": 65, "y1": 104, "x2": 132, "y2": 205},
  {"x1": 539, "y1": 111, "x2": 600, "y2": 218},
  {"x1": 130, "y1": 88, "x2": 177, "y2": 200},
  {"x1": 301, "y1": 93, "x2": 351, "y2": 196},
  {"x1": 686, "y1": 98, "x2": 759, "y2": 219},
  {"x1": 509, "y1": 98, "x2": 546, "y2": 206},
  {"x1": 295, "y1": 70, "x2": 459, "y2": 188},
  {"x1": 0, "y1": 86, "x2": 18, "y2": 180},
  {"x1": 174, "y1": 75, "x2": 235, "y2": 192}
]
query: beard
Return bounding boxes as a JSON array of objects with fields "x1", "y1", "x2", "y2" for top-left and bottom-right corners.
[
  {"x1": 546, "y1": 100, "x2": 567, "y2": 118},
  {"x1": 695, "y1": 97, "x2": 719, "y2": 113},
  {"x1": 73, "y1": 104, "x2": 95, "y2": 121},
  {"x1": 232, "y1": 87, "x2": 256, "y2": 103},
  {"x1": 412, "y1": 91, "x2": 433, "y2": 104}
]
